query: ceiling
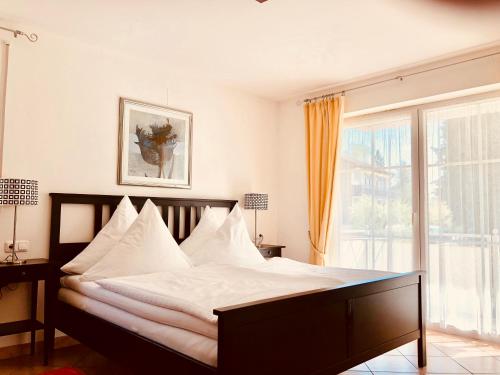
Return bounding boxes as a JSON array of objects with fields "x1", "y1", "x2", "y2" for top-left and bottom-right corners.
[{"x1": 1, "y1": 0, "x2": 500, "y2": 101}]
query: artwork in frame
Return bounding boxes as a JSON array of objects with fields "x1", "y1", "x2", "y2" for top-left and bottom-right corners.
[{"x1": 118, "y1": 98, "x2": 192, "y2": 188}]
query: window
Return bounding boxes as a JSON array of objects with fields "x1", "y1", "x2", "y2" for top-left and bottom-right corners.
[
  {"x1": 329, "y1": 92, "x2": 500, "y2": 339},
  {"x1": 424, "y1": 97, "x2": 500, "y2": 339},
  {"x1": 330, "y1": 113, "x2": 418, "y2": 273}
]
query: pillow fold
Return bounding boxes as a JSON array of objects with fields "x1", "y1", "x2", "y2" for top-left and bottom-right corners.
[
  {"x1": 180, "y1": 206, "x2": 221, "y2": 257},
  {"x1": 61, "y1": 196, "x2": 138, "y2": 274},
  {"x1": 188, "y1": 204, "x2": 265, "y2": 267}
]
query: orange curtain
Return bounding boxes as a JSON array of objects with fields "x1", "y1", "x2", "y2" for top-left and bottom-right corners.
[{"x1": 304, "y1": 96, "x2": 344, "y2": 266}]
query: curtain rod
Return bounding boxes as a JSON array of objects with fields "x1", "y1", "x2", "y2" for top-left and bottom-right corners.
[
  {"x1": 303, "y1": 50, "x2": 500, "y2": 103},
  {"x1": 0, "y1": 26, "x2": 38, "y2": 42}
]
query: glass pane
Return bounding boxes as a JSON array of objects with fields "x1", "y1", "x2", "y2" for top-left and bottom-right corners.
[
  {"x1": 425, "y1": 97, "x2": 500, "y2": 338},
  {"x1": 329, "y1": 115, "x2": 414, "y2": 272}
]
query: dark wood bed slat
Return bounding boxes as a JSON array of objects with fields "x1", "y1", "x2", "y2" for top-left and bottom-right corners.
[
  {"x1": 161, "y1": 205, "x2": 170, "y2": 229},
  {"x1": 93, "y1": 204, "x2": 102, "y2": 237},
  {"x1": 173, "y1": 206, "x2": 181, "y2": 242},
  {"x1": 185, "y1": 207, "x2": 192, "y2": 238},
  {"x1": 196, "y1": 207, "x2": 202, "y2": 224}
]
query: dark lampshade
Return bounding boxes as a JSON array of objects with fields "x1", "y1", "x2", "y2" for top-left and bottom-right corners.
[
  {"x1": 244, "y1": 193, "x2": 268, "y2": 210},
  {"x1": 0, "y1": 178, "x2": 38, "y2": 206}
]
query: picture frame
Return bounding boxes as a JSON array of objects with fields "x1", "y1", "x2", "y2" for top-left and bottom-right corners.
[{"x1": 118, "y1": 98, "x2": 192, "y2": 189}]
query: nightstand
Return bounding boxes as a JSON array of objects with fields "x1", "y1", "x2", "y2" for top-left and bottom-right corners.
[
  {"x1": 258, "y1": 244, "x2": 285, "y2": 258},
  {"x1": 0, "y1": 258, "x2": 53, "y2": 362}
]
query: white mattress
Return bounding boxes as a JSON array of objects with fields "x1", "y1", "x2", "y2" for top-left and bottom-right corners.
[
  {"x1": 58, "y1": 288, "x2": 217, "y2": 367},
  {"x1": 60, "y1": 275, "x2": 217, "y2": 339}
]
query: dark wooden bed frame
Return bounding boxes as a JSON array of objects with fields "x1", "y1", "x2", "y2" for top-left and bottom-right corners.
[{"x1": 45, "y1": 193, "x2": 426, "y2": 374}]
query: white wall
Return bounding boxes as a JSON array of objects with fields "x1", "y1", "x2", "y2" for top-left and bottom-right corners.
[
  {"x1": 0, "y1": 42, "x2": 8, "y2": 174},
  {"x1": 0, "y1": 29, "x2": 279, "y2": 348},
  {"x1": 277, "y1": 48, "x2": 500, "y2": 263}
]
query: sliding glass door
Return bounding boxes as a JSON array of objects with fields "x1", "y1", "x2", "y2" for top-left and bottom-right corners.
[
  {"x1": 329, "y1": 92, "x2": 500, "y2": 340},
  {"x1": 329, "y1": 112, "x2": 419, "y2": 272},
  {"x1": 423, "y1": 96, "x2": 500, "y2": 339}
]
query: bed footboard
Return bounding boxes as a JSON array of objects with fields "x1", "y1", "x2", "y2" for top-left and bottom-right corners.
[{"x1": 214, "y1": 272, "x2": 426, "y2": 375}]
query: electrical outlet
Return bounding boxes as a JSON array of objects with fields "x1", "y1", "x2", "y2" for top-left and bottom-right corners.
[{"x1": 3, "y1": 240, "x2": 29, "y2": 253}]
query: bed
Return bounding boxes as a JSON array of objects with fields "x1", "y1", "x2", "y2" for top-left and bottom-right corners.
[{"x1": 44, "y1": 193, "x2": 426, "y2": 375}]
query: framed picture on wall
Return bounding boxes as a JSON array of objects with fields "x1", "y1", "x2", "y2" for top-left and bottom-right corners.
[{"x1": 118, "y1": 98, "x2": 192, "y2": 189}]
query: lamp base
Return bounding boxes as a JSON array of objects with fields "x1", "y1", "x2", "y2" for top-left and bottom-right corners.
[
  {"x1": 255, "y1": 234, "x2": 264, "y2": 248},
  {"x1": 2, "y1": 253, "x2": 26, "y2": 265}
]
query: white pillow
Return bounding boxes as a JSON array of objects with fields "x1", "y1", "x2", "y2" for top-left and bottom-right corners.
[
  {"x1": 189, "y1": 204, "x2": 265, "y2": 267},
  {"x1": 81, "y1": 199, "x2": 191, "y2": 281},
  {"x1": 61, "y1": 196, "x2": 138, "y2": 274},
  {"x1": 180, "y1": 206, "x2": 222, "y2": 257}
]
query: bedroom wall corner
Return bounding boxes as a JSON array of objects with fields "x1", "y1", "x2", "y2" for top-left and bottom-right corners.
[
  {"x1": 0, "y1": 41, "x2": 9, "y2": 175},
  {"x1": 276, "y1": 100, "x2": 309, "y2": 263}
]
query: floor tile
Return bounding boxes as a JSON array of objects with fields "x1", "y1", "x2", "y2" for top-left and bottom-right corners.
[
  {"x1": 47, "y1": 345, "x2": 90, "y2": 367},
  {"x1": 399, "y1": 342, "x2": 446, "y2": 357},
  {"x1": 426, "y1": 333, "x2": 464, "y2": 344},
  {"x1": 9, "y1": 366, "x2": 57, "y2": 375},
  {"x1": 433, "y1": 341, "x2": 490, "y2": 358},
  {"x1": 0, "y1": 355, "x2": 40, "y2": 368},
  {"x1": 406, "y1": 355, "x2": 469, "y2": 374},
  {"x1": 480, "y1": 344, "x2": 500, "y2": 356},
  {"x1": 453, "y1": 356, "x2": 500, "y2": 374},
  {"x1": 399, "y1": 342, "x2": 419, "y2": 356},
  {"x1": 349, "y1": 362, "x2": 371, "y2": 371},
  {"x1": 366, "y1": 355, "x2": 417, "y2": 372},
  {"x1": 78, "y1": 367, "x2": 126, "y2": 375},
  {"x1": 0, "y1": 367, "x2": 15, "y2": 375},
  {"x1": 74, "y1": 350, "x2": 112, "y2": 368},
  {"x1": 386, "y1": 348, "x2": 403, "y2": 356}
]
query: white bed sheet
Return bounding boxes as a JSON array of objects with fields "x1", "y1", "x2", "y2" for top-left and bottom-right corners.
[
  {"x1": 60, "y1": 275, "x2": 217, "y2": 339},
  {"x1": 253, "y1": 258, "x2": 394, "y2": 282},
  {"x1": 58, "y1": 288, "x2": 218, "y2": 367}
]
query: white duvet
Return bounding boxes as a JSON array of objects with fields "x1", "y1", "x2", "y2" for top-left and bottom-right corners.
[{"x1": 94, "y1": 258, "x2": 391, "y2": 324}]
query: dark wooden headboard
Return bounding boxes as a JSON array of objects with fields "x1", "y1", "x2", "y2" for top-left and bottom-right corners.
[{"x1": 49, "y1": 193, "x2": 238, "y2": 265}]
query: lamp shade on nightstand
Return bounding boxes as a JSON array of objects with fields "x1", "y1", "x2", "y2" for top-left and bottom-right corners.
[
  {"x1": 0, "y1": 178, "x2": 38, "y2": 264},
  {"x1": 0, "y1": 178, "x2": 38, "y2": 205},
  {"x1": 244, "y1": 193, "x2": 268, "y2": 210}
]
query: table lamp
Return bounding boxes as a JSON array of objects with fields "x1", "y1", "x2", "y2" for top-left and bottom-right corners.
[
  {"x1": 0, "y1": 178, "x2": 38, "y2": 264},
  {"x1": 244, "y1": 193, "x2": 268, "y2": 247}
]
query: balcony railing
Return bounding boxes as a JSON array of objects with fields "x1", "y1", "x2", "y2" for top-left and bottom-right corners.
[{"x1": 332, "y1": 229, "x2": 500, "y2": 273}]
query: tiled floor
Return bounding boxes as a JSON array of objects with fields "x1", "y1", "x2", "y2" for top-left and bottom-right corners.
[
  {"x1": 0, "y1": 330, "x2": 499, "y2": 374},
  {"x1": 341, "y1": 330, "x2": 500, "y2": 374}
]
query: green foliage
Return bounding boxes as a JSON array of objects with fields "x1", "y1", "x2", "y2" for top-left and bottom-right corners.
[{"x1": 350, "y1": 195, "x2": 413, "y2": 236}]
